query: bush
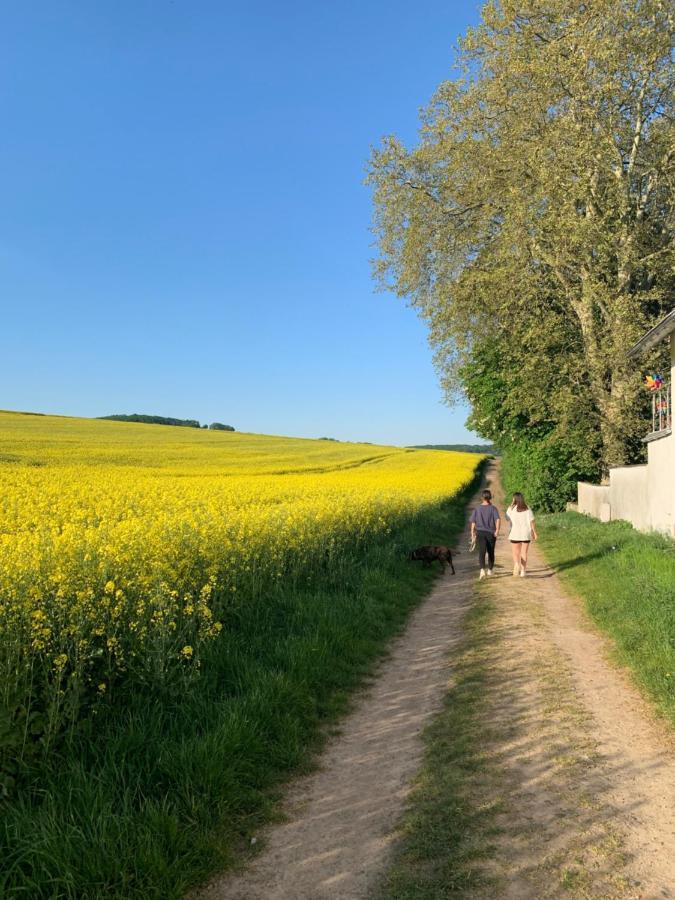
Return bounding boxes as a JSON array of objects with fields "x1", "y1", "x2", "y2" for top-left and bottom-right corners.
[
  {"x1": 501, "y1": 436, "x2": 601, "y2": 512},
  {"x1": 209, "y1": 423, "x2": 235, "y2": 431}
]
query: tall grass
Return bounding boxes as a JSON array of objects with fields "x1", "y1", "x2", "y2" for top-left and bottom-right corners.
[
  {"x1": 0, "y1": 471, "x2": 482, "y2": 899},
  {"x1": 539, "y1": 512, "x2": 675, "y2": 725}
]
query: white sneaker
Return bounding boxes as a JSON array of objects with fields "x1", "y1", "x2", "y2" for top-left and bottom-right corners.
[
  {"x1": 479, "y1": 568, "x2": 486, "y2": 580},
  {"x1": 513, "y1": 564, "x2": 520, "y2": 576},
  {"x1": 520, "y1": 569, "x2": 526, "y2": 577},
  {"x1": 487, "y1": 569, "x2": 493, "y2": 577}
]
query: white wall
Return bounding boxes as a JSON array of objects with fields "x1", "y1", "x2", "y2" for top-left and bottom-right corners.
[
  {"x1": 578, "y1": 482, "x2": 611, "y2": 521},
  {"x1": 609, "y1": 465, "x2": 649, "y2": 530},
  {"x1": 647, "y1": 332, "x2": 675, "y2": 536},
  {"x1": 577, "y1": 333, "x2": 674, "y2": 537},
  {"x1": 647, "y1": 432, "x2": 674, "y2": 536}
]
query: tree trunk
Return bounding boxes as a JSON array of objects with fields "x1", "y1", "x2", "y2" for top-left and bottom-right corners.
[{"x1": 571, "y1": 287, "x2": 635, "y2": 472}]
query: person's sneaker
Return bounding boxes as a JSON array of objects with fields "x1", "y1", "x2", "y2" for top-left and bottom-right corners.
[
  {"x1": 520, "y1": 569, "x2": 526, "y2": 577},
  {"x1": 487, "y1": 569, "x2": 493, "y2": 577},
  {"x1": 479, "y1": 568, "x2": 486, "y2": 580},
  {"x1": 513, "y1": 563, "x2": 520, "y2": 576}
]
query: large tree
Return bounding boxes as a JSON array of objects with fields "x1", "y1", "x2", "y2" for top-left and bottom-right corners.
[{"x1": 368, "y1": 0, "x2": 674, "y2": 471}]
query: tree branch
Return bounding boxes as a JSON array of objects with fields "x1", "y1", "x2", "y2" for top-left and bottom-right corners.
[
  {"x1": 626, "y1": 78, "x2": 649, "y2": 183},
  {"x1": 401, "y1": 180, "x2": 484, "y2": 220}
]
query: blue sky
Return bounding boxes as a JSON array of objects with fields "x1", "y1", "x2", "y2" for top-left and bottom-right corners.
[{"x1": 1, "y1": 0, "x2": 483, "y2": 446}]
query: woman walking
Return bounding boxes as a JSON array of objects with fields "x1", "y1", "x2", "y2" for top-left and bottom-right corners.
[
  {"x1": 506, "y1": 492, "x2": 538, "y2": 577},
  {"x1": 469, "y1": 489, "x2": 501, "y2": 580}
]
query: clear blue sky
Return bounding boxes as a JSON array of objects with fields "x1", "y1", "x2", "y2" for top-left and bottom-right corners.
[{"x1": 1, "y1": 0, "x2": 483, "y2": 446}]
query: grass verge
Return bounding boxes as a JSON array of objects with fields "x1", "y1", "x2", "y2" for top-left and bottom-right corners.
[
  {"x1": 538, "y1": 511, "x2": 675, "y2": 726},
  {"x1": 0, "y1": 469, "x2": 483, "y2": 899},
  {"x1": 377, "y1": 598, "x2": 500, "y2": 899}
]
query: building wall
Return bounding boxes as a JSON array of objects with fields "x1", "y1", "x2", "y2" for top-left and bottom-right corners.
[
  {"x1": 647, "y1": 431, "x2": 674, "y2": 536},
  {"x1": 648, "y1": 332, "x2": 675, "y2": 536},
  {"x1": 577, "y1": 332, "x2": 674, "y2": 537}
]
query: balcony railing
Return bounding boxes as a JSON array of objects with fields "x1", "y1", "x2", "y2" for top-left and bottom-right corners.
[{"x1": 648, "y1": 380, "x2": 672, "y2": 438}]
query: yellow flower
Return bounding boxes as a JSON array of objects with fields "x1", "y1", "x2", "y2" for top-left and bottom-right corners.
[{"x1": 0, "y1": 409, "x2": 481, "y2": 740}]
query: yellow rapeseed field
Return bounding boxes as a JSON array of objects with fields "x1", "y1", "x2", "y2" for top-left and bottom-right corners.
[{"x1": 0, "y1": 410, "x2": 480, "y2": 751}]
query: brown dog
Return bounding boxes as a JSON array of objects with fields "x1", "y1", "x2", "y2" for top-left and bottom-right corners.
[{"x1": 408, "y1": 545, "x2": 456, "y2": 574}]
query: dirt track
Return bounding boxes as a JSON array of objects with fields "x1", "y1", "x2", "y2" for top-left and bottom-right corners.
[{"x1": 201, "y1": 461, "x2": 675, "y2": 899}]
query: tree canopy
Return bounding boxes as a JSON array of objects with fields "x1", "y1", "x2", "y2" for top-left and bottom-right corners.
[
  {"x1": 368, "y1": 0, "x2": 674, "y2": 498},
  {"x1": 99, "y1": 414, "x2": 202, "y2": 429}
]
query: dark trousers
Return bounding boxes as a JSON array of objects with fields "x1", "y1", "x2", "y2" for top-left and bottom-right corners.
[{"x1": 477, "y1": 532, "x2": 496, "y2": 570}]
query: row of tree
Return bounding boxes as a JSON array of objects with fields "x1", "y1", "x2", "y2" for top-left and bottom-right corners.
[
  {"x1": 369, "y1": 0, "x2": 673, "y2": 509},
  {"x1": 412, "y1": 444, "x2": 495, "y2": 454},
  {"x1": 100, "y1": 414, "x2": 235, "y2": 431}
]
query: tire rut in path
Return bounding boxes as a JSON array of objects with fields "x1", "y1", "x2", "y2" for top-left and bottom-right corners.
[{"x1": 198, "y1": 479, "x2": 483, "y2": 900}]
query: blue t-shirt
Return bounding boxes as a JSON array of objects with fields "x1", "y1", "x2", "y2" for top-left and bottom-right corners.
[{"x1": 470, "y1": 504, "x2": 500, "y2": 533}]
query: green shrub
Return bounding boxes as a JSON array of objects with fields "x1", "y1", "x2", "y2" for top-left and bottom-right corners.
[{"x1": 501, "y1": 436, "x2": 601, "y2": 512}]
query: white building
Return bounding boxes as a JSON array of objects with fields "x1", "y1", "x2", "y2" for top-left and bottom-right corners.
[{"x1": 577, "y1": 309, "x2": 674, "y2": 537}]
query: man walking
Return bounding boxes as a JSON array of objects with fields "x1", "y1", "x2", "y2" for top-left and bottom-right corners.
[{"x1": 470, "y1": 489, "x2": 501, "y2": 580}]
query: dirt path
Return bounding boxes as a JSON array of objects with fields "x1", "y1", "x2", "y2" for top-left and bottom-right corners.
[
  {"x1": 199, "y1": 480, "x2": 481, "y2": 900},
  {"x1": 201, "y1": 462, "x2": 675, "y2": 899},
  {"x1": 461, "y1": 469, "x2": 675, "y2": 899}
]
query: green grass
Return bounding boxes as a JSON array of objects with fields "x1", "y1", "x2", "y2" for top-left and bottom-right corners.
[
  {"x1": 538, "y1": 511, "x2": 675, "y2": 726},
  {"x1": 377, "y1": 599, "x2": 500, "y2": 899},
  {"x1": 0, "y1": 469, "x2": 483, "y2": 900}
]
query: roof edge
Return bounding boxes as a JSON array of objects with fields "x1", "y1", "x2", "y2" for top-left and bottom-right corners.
[{"x1": 627, "y1": 308, "x2": 675, "y2": 358}]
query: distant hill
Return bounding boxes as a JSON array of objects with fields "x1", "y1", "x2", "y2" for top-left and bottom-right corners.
[{"x1": 411, "y1": 443, "x2": 495, "y2": 454}]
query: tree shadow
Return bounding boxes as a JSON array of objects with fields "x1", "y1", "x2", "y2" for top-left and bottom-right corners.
[{"x1": 549, "y1": 546, "x2": 621, "y2": 572}]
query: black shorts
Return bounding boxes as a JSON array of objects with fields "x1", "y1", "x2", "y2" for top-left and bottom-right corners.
[{"x1": 510, "y1": 539, "x2": 530, "y2": 543}]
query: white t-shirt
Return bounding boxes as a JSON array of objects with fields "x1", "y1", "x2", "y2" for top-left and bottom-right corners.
[{"x1": 506, "y1": 506, "x2": 535, "y2": 541}]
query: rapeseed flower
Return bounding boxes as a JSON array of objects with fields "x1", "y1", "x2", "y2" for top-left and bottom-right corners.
[{"x1": 0, "y1": 411, "x2": 481, "y2": 749}]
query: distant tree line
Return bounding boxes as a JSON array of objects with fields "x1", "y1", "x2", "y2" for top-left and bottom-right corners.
[
  {"x1": 412, "y1": 444, "x2": 495, "y2": 455},
  {"x1": 99, "y1": 414, "x2": 235, "y2": 432}
]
